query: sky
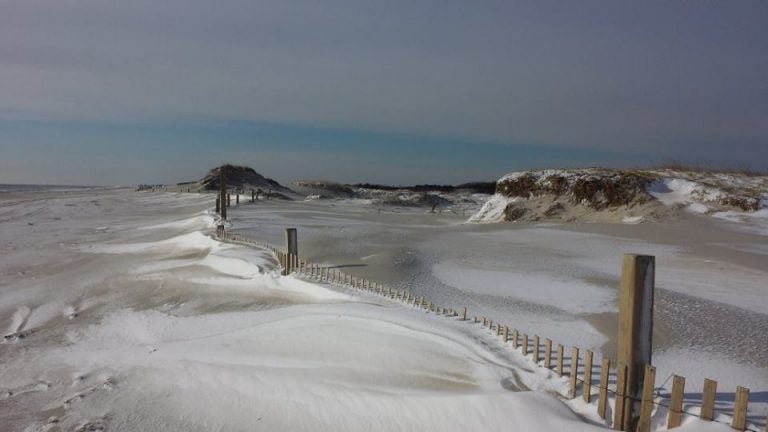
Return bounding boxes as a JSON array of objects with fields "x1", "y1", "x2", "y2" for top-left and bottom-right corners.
[{"x1": 1, "y1": 0, "x2": 767, "y2": 185}]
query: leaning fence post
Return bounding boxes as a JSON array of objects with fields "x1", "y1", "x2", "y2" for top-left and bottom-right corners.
[
  {"x1": 583, "y1": 350, "x2": 594, "y2": 403},
  {"x1": 732, "y1": 386, "x2": 749, "y2": 431},
  {"x1": 637, "y1": 364, "x2": 656, "y2": 432},
  {"x1": 556, "y1": 344, "x2": 564, "y2": 376},
  {"x1": 598, "y1": 357, "x2": 611, "y2": 420},
  {"x1": 569, "y1": 347, "x2": 579, "y2": 398},
  {"x1": 700, "y1": 378, "x2": 717, "y2": 421}
]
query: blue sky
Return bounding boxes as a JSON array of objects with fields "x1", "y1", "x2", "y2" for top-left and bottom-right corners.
[{"x1": 1, "y1": 1, "x2": 767, "y2": 185}]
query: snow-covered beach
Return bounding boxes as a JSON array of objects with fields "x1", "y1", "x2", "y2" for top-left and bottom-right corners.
[{"x1": 1, "y1": 185, "x2": 766, "y2": 431}]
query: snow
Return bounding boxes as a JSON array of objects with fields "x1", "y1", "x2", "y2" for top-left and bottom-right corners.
[
  {"x1": 432, "y1": 263, "x2": 615, "y2": 315},
  {"x1": 467, "y1": 194, "x2": 518, "y2": 223},
  {"x1": 84, "y1": 231, "x2": 219, "y2": 254},
  {"x1": 0, "y1": 189, "x2": 607, "y2": 431},
  {"x1": 648, "y1": 178, "x2": 721, "y2": 206},
  {"x1": 712, "y1": 208, "x2": 768, "y2": 236},
  {"x1": 622, "y1": 215, "x2": 644, "y2": 224},
  {"x1": 1, "y1": 187, "x2": 766, "y2": 431},
  {"x1": 44, "y1": 303, "x2": 606, "y2": 431}
]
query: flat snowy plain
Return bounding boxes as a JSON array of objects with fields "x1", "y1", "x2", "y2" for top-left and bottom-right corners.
[{"x1": 0, "y1": 187, "x2": 765, "y2": 431}]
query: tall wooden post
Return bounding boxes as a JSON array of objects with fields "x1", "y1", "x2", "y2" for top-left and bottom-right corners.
[
  {"x1": 616, "y1": 254, "x2": 655, "y2": 431},
  {"x1": 236, "y1": 192, "x2": 239, "y2": 204},
  {"x1": 215, "y1": 197, "x2": 220, "y2": 214},
  {"x1": 219, "y1": 165, "x2": 227, "y2": 220},
  {"x1": 251, "y1": 189, "x2": 255, "y2": 202},
  {"x1": 227, "y1": 193, "x2": 231, "y2": 207}
]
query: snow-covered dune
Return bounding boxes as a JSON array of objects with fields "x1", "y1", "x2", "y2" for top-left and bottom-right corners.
[{"x1": 469, "y1": 168, "x2": 767, "y2": 228}]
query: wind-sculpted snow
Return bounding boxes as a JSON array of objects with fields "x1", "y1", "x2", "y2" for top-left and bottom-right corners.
[{"x1": 0, "y1": 188, "x2": 608, "y2": 432}]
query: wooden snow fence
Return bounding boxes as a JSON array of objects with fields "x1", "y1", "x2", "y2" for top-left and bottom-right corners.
[{"x1": 216, "y1": 227, "x2": 765, "y2": 432}]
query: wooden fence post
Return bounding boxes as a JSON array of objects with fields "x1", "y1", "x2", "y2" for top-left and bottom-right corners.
[
  {"x1": 556, "y1": 344, "x2": 564, "y2": 376},
  {"x1": 700, "y1": 379, "x2": 717, "y2": 421},
  {"x1": 614, "y1": 364, "x2": 628, "y2": 430},
  {"x1": 502, "y1": 325, "x2": 509, "y2": 342},
  {"x1": 583, "y1": 350, "x2": 594, "y2": 403},
  {"x1": 461, "y1": 307, "x2": 467, "y2": 321},
  {"x1": 617, "y1": 254, "x2": 655, "y2": 431},
  {"x1": 512, "y1": 329, "x2": 519, "y2": 349},
  {"x1": 219, "y1": 165, "x2": 227, "y2": 220},
  {"x1": 569, "y1": 347, "x2": 580, "y2": 398},
  {"x1": 544, "y1": 339, "x2": 552, "y2": 369},
  {"x1": 533, "y1": 335, "x2": 540, "y2": 364},
  {"x1": 732, "y1": 386, "x2": 749, "y2": 431},
  {"x1": 666, "y1": 375, "x2": 685, "y2": 429},
  {"x1": 522, "y1": 334, "x2": 528, "y2": 356},
  {"x1": 285, "y1": 228, "x2": 298, "y2": 274},
  {"x1": 637, "y1": 364, "x2": 656, "y2": 432},
  {"x1": 598, "y1": 357, "x2": 611, "y2": 420},
  {"x1": 215, "y1": 197, "x2": 220, "y2": 213}
]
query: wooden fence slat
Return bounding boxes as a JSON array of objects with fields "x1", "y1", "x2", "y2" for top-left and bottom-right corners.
[
  {"x1": 597, "y1": 357, "x2": 611, "y2": 420},
  {"x1": 556, "y1": 344, "x2": 564, "y2": 377},
  {"x1": 533, "y1": 335, "x2": 540, "y2": 365},
  {"x1": 569, "y1": 346, "x2": 579, "y2": 398},
  {"x1": 667, "y1": 375, "x2": 685, "y2": 429},
  {"x1": 583, "y1": 350, "x2": 593, "y2": 403},
  {"x1": 613, "y1": 364, "x2": 628, "y2": 430},
  {"x1": 700, "y1": 378, "x2": 717, "y2": 421},
  {"x1": 637, "y1": 364, "x2": 656, "y2": 432},
  {"x1": 544, "y1": 339, "x2": 552, "y2": 369},
  {"x1": 732, "y1": 386, "x2": 749, "y2": 431}
]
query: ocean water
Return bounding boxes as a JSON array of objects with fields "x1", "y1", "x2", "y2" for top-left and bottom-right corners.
[{"x1": 0, "y1": 183, "x2": 101, "y2": 194}]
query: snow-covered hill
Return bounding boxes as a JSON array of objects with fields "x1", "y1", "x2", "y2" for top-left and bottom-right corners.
[
  {"x1": 292, "y1": 181, "x2": 493, "y2": 214},
  {"x1": 469, "y1": 168, "x2": 768, "y2": 226}
]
